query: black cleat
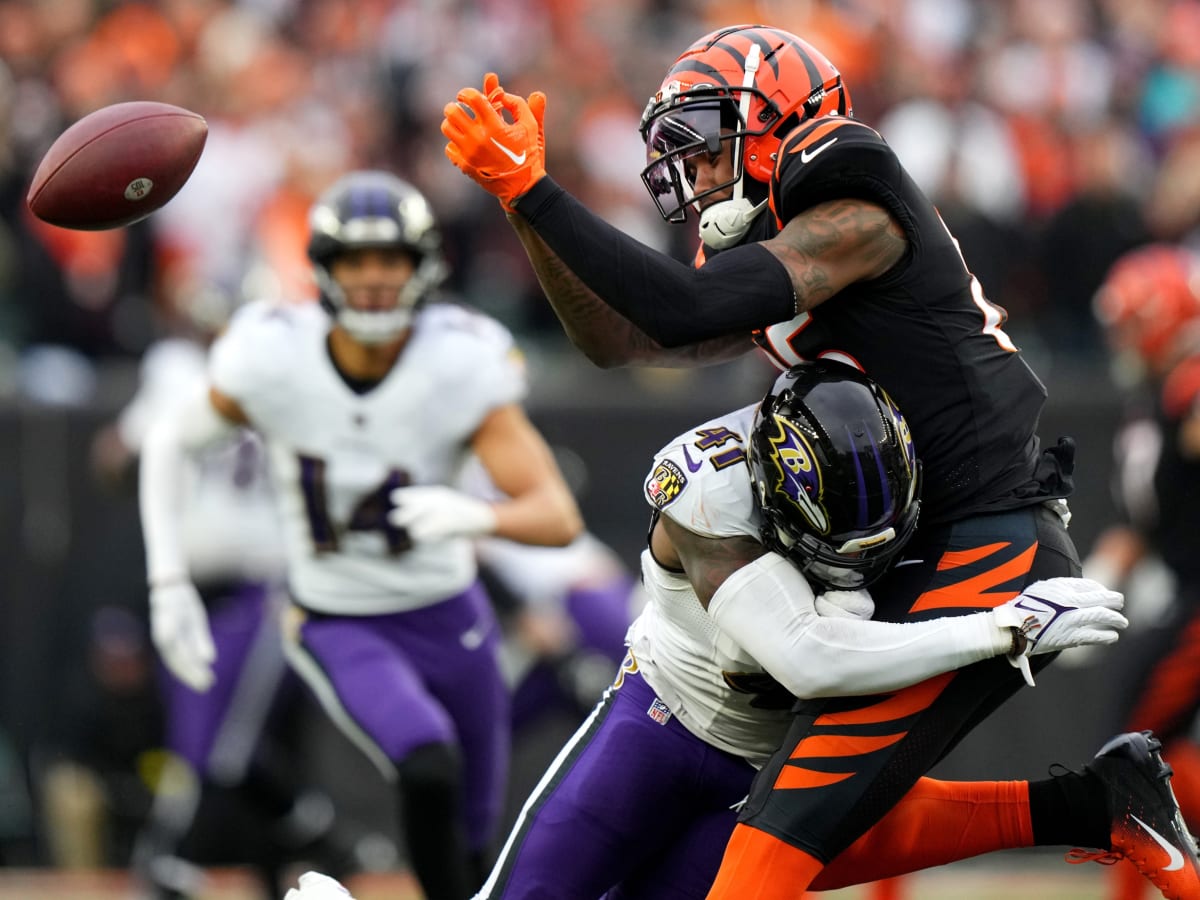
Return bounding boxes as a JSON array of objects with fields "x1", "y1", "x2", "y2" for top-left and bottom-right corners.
[{"x1": 1068, "y1": 731, "x2": 1200, "y2": 899}]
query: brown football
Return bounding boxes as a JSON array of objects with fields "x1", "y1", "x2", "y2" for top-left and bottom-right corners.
[{"x1": 27, "y1": 101, "x2": 207, "y2": 230}]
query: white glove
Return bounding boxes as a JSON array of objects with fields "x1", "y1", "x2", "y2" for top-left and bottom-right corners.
[
  {"x1": 149, "y1": 581, "x2": 216, "y2": 692},
  {"x1": 815, "y1": 589, "x2": 875, "y2": 620},
  {"x1": 388, "y1": 485, "x2": 497, "y2": 543},
  {"x1": 284, "y1": 871, "x2": 355, "y2": 900},
  {"x1": 990, "y1": 577, "x2": 1127, "y2": 687}
]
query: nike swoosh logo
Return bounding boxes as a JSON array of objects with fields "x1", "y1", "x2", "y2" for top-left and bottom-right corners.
[
  {"x1": 800, "y1": 138, "x2": 838, "y2": 164},
  {"x1": 1132, "y1": 815, "x2": 1186, "y2": 871},
  {"x1": 490, "y1": 137, "x2": 527, "y2": 166},
  {"x1": 680, "y1": 445, "x2": 703, "y2": 473}
]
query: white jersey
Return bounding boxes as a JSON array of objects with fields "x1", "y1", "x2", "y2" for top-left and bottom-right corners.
[
  {"x1": 626, "y1": 402, "x2": 794, "y2": 766},
  {"x1": 121, "y1": 338, "x2": 285, "y2": 584},
  {"x1": 209, "y1": 300, "x2": 526, "y2": 614}
]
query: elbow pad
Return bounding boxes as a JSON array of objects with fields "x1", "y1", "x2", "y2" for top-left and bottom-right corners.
[
  {"x1": 516, "y1": 177, "x2": 796, "y2": 346},
  {"x1": 707, "y1": 554, "x2": 1011, "y2": 698}
]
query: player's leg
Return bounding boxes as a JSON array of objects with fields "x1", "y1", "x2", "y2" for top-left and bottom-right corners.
[
  {"x1": 285, "y1": 602, "x2": 476, "y2": 900},
  {"x1": 1099, "y1": 595, "x2": 1200, "y2": 899},
  {"x1": 1118, "y1": 599, "x2": 1200, "y2": 823},
  {"x1": 134, "y1": 580, "x2": 278, "y2": 898},
  {"x1": 482, "y1": 655, "x2": 751, "y2": 898},
  {"x1": 389, "y1": 581, "x2": 510, "y2": 883},
  {"x1": 707, "y1": 506, "x2": 1073, "y2": 899}
]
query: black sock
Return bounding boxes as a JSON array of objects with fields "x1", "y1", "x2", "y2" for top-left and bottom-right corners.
[
  {"x1": 1028, "y1": 768, "x2": 1110, "y2": 849},
  {"x1": 396, "y1": 742, "x2": 472, "y2": 900}
]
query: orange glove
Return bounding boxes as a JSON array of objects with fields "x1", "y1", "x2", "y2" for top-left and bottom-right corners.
[{"x1": 442, "y1": 72, "x2": 546, "y2": 213}]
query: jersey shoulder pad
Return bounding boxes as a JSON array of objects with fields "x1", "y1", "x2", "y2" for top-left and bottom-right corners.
[
  {"x1": 644, "y1": 404, "x2": 759, "y2": 539},
  {"x1": 771, "y1": 116, "x2": 902, "y2": 223},
  {"x1": 414, "y1": 302, "x2": 528, "y2": 406},
  {"x1": 209, "y1": 300, "x2": 313, "y2": 401},
  {"x1": 417, "y1": 302, "x2": 519, "y2": 356}
]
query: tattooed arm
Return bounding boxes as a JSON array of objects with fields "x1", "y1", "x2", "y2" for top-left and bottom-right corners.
[
  {"x1": 510, "y1": 178, "x2": 907, "y2": 356},
  {"x1": 507, "y1": 213, "x2": 752, "y2": 368},
  {"x1": 763, "y1": 199, "x2": 907, "y2": 313}
]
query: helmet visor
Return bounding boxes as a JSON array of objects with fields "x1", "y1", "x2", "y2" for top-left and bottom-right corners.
[{"x1": 641, "y1": 99, "x2": 738, "y2": 223}]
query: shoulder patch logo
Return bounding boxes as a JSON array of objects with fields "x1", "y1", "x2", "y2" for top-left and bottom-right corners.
[{"x1": 646, "y1": 458, "x2": 687, "y2": 509}]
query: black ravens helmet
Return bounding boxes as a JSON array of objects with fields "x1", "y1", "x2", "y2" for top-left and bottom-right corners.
[{"x1": 749, "y1": 360, "x2": 921, "y2": 589}]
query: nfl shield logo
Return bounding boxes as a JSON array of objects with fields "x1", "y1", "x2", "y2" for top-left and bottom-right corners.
[{"x1": 647, "y1": 698, "x2": 672, "y2": 725}]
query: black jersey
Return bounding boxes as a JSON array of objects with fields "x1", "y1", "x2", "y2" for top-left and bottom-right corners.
[{"x1": 729, "y1": 116, "x2": 1064, "y2": 524}]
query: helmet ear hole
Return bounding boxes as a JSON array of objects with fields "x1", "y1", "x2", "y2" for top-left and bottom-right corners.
[{"x1": 772, "y1": 112, "x2": 801, "y2": 140}]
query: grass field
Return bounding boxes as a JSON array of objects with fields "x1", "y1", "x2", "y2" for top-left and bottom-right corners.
[{"x1": 0, "y1": 854, "x2": 1141, "y2": 899}]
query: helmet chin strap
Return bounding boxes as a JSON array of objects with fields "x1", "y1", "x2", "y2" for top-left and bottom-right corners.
[
  {"x1": 698, "y1": 42, "x2": 767, "y2": 251},
  {"x1": 316, "y1": 265, "x2": 417, "y2": 345},
  {"x1": 698, "y1": 196, "x2": 767, "y2": 250},
  {"x1": 338, "y1": 307, "x2": 413, "y2": 344}
]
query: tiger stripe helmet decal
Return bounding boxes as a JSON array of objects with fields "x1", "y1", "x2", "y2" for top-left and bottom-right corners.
[{"x1": 639, "y1": 24, "x2": 851, "y2": 223}]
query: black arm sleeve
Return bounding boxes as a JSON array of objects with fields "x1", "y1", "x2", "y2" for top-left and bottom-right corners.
[{"x1": 514, "y1": 177, "x2": 796, "y2": 347}]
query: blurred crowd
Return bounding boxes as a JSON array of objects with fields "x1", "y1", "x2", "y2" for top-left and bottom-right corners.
[{"x1": 0, "y1": 0, "x2": 1198, "y2": 396}]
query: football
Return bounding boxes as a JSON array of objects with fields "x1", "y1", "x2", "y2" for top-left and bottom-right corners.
[{"x1": 27, "y1": 101, "x2": 207, "y2": 230}]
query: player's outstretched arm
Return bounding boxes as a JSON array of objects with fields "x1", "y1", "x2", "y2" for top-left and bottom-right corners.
[
  {"x1": 506, "y1": 213, "x2": 751, "y2": 368},
  {"x1": 388, "y1": 404, "x2": 584, "y2": 548},
  {"x1": 660, "y1": 517, "x2": 1126, "y2": 699},
  {"x1": 139, "y1": 383, "x2": 249, "y2": 692},
  {"x1": 470, "y1": 403, "x2": 584, "y2": 546},
  {"x1": 443, "y1": 75, "x2": 794, "y2": 358}
]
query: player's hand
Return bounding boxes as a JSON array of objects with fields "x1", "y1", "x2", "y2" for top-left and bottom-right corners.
[
  {"x1": 283, "y1": 871, "x2": 355, "y2": 900},
  {"x1": 442, "y1": 72, "x2": 547, "y2": 212},
  {"x1": 990, "y1": 577, "x2": 1126, "y2": 687},
  {"x1": 388, "y1": 486, "x2": 498, "y2": 543},
  {"x1": 814, "y1": 589, "x2": 874, "y2": 620},
  {"x1": 149, "y1": 581, "x2": 216, "y2": 692}
]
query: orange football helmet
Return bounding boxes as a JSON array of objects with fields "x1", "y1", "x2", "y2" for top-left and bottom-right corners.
[
  {"x1": 639, "y1": 24, "x2": 850, "y2": 225},
  {"x1": 1094, "y1": 244, "x2": 1200, "y2": 375}
]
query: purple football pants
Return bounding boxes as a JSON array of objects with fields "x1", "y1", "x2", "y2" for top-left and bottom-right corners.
[
  {"x1": 161, "y1": 580, "x2": 289, "y2": 779},
  {"x1": 289, "y1": 581, "x2": 510, "y2": 853},
  {"x1": 479, "y1": 656, "x2": 755, "y2": 899}
]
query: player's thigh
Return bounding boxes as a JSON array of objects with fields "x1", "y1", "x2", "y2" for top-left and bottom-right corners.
[
  {"x1": 384, "y1": 584, "x2": 511, "y2": 782},
  {"x1": 286, "y1": 610, "x2": 456, "y2": 764},
  {"x1": 483, "y1": 669, "x2": 741, "y2": 898},
  {"x1": 870, "y1": 505, "x2": 1080, "y2": 625}
]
